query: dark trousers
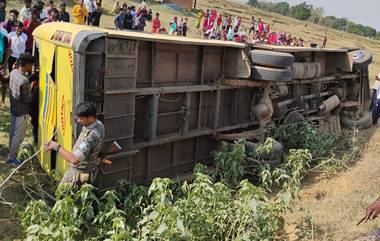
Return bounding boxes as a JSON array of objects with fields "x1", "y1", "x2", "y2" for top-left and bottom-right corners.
[
  {"x1": 248, "y1": 27, "x2": 255, "y2": 35},
  {"x1": 8, "y1": 56, "x2": 17, "y2": 73},
  {"x1": 87, "y1": 12, "x2": 92, "y2": 25},
  {"x1": 372, "y1": 98, "x2": 380, "y2": 124}
]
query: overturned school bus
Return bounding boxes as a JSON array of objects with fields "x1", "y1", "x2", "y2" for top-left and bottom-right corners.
[{"x1": 33, "y1": 22, "x2": 372, "y2": 189}]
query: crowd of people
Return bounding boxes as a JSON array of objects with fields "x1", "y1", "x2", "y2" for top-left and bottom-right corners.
[
  {"x1": 109, "y1": 0, "x2": 330, "y2": 48},
  {"x1": 0, "y1": 0, "x2": 104, "y2": 107},
  {"x1": 112, "y1": 0, "x2": 152, "y2": 31},
  {"x1": 196, "y1": 9, "x2": 308, "y2": 46},
  {"x1": 0, "y1": 0, "x2": 104, "y2": 166},
  {"x1": 109, "y1": 2, "x2": 328, "y2": 48},
  {"x1": 112, "y1": 0, "x2": 192, "y2": 36}
]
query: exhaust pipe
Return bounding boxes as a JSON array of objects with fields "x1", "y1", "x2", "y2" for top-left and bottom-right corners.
[{"x1": 319, "y1": 95, "x2": 340, "y2": 115}]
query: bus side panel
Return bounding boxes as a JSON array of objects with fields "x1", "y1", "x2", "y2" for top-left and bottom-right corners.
[
  {"x1": 55, "y1": 47, "x2": 74, "y2": 176},
  {"x1": 37, "y1": 40, "x2": 56, "y2": 173}
]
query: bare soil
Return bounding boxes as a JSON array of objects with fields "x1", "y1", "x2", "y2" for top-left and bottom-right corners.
[{"x1": 286, "y1": 127, "x2": 380, "y2": 241}]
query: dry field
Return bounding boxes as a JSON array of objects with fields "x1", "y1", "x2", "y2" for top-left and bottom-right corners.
[{"x1": 1, "y1": 0, "x2": 380, "y2": 240}]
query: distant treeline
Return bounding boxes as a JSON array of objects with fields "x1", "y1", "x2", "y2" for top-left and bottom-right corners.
[{"x1": 247, "y1": 0, "x2": 380, "y2": 39}]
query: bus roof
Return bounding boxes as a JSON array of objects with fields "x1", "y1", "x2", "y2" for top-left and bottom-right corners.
[{"x1": 33, "y1": 22, "x2": 246, "y2": 50}]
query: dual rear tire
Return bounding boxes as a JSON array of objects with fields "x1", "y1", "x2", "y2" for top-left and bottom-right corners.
[{"x1": 249, "y1": 50, "x2": 294, "y2": 82}]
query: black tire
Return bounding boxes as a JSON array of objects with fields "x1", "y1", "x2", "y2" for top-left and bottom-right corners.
[
  {"x1": 245, "y1": 140, "x2": 284, "y2": 161},
  {"x1": 251, "y1": 66, "x2": 293, "y2": 82},
  {"x1": 249, "y1": 50, "x2": 294, "y2": 68},
  {"x1": 340, "y1": 111, "x2": 372, "y2": 130},
  {"x1": 351, "y1": 50, "x2": 373, "y2": 69}
]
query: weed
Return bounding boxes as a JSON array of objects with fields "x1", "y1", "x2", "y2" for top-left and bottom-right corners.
[
  {"x1": 19, "y1": 147, "x2": 312, "y2": 241},
  {"x1": 271, "y1": 123, "x2": 336, "y2": 160},
  {"x1": 212, "y1": 139, "x2": 247, "y2": 187},
  {"x1": 295, "y1": 214, "x2": 314, "y2": 241}
]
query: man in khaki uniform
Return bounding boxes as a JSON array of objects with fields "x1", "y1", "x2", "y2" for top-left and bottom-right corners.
[{"x1": 44, "y1": 102, "x2": 104, "y2": 185}]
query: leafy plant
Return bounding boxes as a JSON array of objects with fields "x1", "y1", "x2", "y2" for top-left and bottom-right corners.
[
  {"x1": 20, "y1": 146, "x2": 313, "y2": 241},
  {"x1": 271, "y1": 123, "x2": 336, "y2": 159},
  {"x1": 212, "y1": 139, "x2": 247, "y2": 187}
]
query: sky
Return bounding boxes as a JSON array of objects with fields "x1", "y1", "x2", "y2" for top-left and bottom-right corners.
[{"x1": 241, "y1": 0, "x2": 380, "y2": 31}]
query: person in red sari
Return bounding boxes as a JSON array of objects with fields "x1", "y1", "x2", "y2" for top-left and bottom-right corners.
[
  {"x1": 23, "y1": 8, "x2": 40, "y2": 54},
  {"x1": 151, "y1": 12, "x2": 160, "y2": 33},
  {"x1": 202, "y1": 9, "x2": 209, "y2": 32},
  {"x1": 207, "y1": 10, "x2": 216, "y2": 30},
  {"x1": 216, "y1": 14, "x2": 222, "y2": 32}
]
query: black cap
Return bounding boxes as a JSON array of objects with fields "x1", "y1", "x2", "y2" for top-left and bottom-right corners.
[{"x1": 19, "y1": 53, "x2": 35, "y2": 66}]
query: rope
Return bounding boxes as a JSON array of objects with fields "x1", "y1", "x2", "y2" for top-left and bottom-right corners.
[{"x1": 0, "y1": 128, "x2": 59, "y2": 191}]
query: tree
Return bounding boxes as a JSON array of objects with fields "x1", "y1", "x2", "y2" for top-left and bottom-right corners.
[
  {"x1": 363, "y1": 26, "x2": 376, "y2": 37},
  {"x1": 273, "y1": 2, "x2": 290, "y2": 16},
  {"x1": 347, "y1": 23, "x2": 365, "y2": 36},
  {"x1": 332, "y1": 18, "x2": 348, "y2": 31},
  {"x1": 289, "y1": 2, "x2": 313, "y2": 20},
  {"x1": 247, "y1": 0, "x2": 258, "y2": 7},
  {"x1": 321, "y1": 16, "x2": 337, "y2": 28},
  {"x1": 309, "y1": 7, "x2": 324, "y2": 24},
  {"x1": 376, "y1": 32, "x2": 380, "y2": 40}
]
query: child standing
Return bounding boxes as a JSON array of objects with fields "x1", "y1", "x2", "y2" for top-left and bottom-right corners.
[
  {"x1": 169, "y1": 16, "x2": 177, "y2": 35},
  {"x1": 177, "y1": 17, "x2": 183, "y2": 36},
  {"x1": 216, "y1": 14, "x2": 222, "y2": 32},
  {"x1": 151, "y1": 12, "x2": 160, "y2": 33},
  {"x1": 183, "y1": 17, "x2": 188, "y2": 36}
]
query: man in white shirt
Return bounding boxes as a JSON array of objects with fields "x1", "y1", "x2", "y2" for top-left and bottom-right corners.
[
  {"x1": 84, "y1": 0, "x2": 96, "y2": 25},
  {"x1": 371, "y1": 73, "x2": 380, "y2": 125},
  {"x1": 20, "y1": 0, "x2": 32, "y2": 22},
  {"x1": 8, "y1": 22, "x2": 27, "y2": 73}
]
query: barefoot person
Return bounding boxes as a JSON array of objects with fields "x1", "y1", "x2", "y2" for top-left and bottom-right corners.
[{"x1": 44, "y1": 102, "x2": 104, "y2": 185}]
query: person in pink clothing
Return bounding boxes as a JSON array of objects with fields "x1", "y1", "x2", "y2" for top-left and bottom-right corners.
[
  {"x1": 207, "y1": 10, "x2": 216, "y2": 30},
  {"x1": 236, "y1": 16, "x2": 241, "y2": 29},
  {"x1": 216, "y1": 14, "x2": 222, "y2": 32},
  {"x1": 202, "y1": 10, "x2": 209, "y2": 32},
  {"x1": 268, "y1": 32, "x2": 277, "y2": 45},
  {"x1": 258, "y1": 18, "x2": 264, "y2": 35},
  {"x1": 151, "y1": 12, "x2": 160, "y2": 33}
]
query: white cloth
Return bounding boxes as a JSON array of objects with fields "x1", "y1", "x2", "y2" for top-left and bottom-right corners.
[
  {"x1": 373, "y1": 80, "x2": 380, "y2": 99},
  {"x1": 20, "y1": 7, "x2": 31, "y2": 22},
  {"x1": 84, "y1": 0, "x2": 96, "y2": 13},
  {"x1": 8, "y1": 32, "x2": 27, "y2": 58},
  {"x1": 40, "y1": 11, "x2": 48, "y2": 20}
]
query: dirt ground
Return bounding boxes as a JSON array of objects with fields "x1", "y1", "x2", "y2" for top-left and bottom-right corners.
[{"x1": 285, "y1": 127, "x2": 380, "y2": 241}]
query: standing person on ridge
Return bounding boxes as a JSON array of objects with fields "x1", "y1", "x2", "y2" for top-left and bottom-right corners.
[{"x1": 72, "y1": 0, "x2": 88, "y2": 25}]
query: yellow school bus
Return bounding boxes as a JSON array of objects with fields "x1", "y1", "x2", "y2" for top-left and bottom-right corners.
[{"x1": 34, "y1": 22, "x2": 371, "y2": 189}]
